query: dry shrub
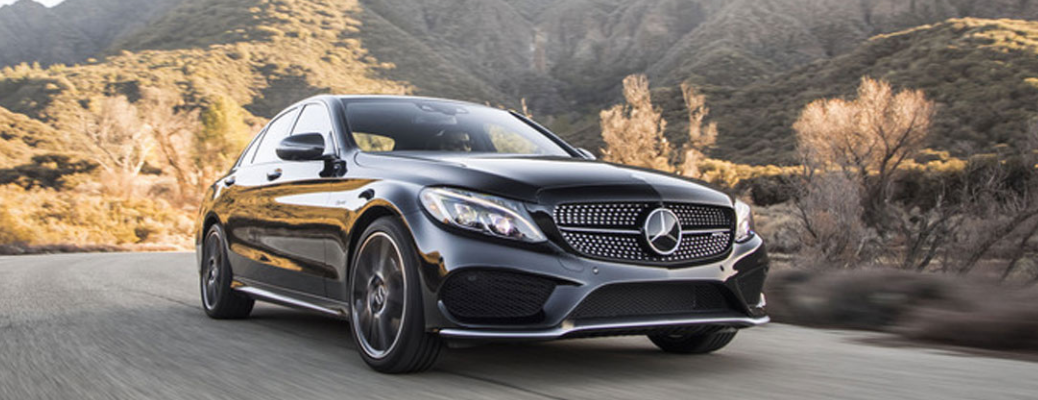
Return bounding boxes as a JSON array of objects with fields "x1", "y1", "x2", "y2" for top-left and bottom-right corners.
[
  {"x1": 794, "y1": 77, "x2": 934, "y2": 212},
  {"x1": 0, "y1": 184, "x2": 192, "y2": 249},
  {"x1": 76, "y1": 95, "x2": 155, "y2": 179},
  {"x1": 753, "y1": 203, "x2": 803, "y2": 254},
  {"x1": 599, "y1": 76, "x2": 727, "y2": 179},
  {"x1": 0, "y1": 243, "x2": 122, "y2": 255},
  {"x1": 696, "y1": 158, "x2": 742, "y2": 187},
  {"x1": 794, "y1": 76, "x2": 935, "y2": 227},
  {"x1": 600, "y1": 75, "x2": 673, "y2": 172},
  {"x1": 794, "y1": 172, "x2": 873, "y2": 268},
  {"x1": 678, "y1": 82, "x2": 718, "y2": 179},
  {"x1": 737, "y1": 174, "x2": 797, "y2": 206}
]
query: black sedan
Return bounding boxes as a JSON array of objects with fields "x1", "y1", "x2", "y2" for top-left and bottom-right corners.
[{"x1": 195, "y1": 95, "x2": 769, "y2": 373}]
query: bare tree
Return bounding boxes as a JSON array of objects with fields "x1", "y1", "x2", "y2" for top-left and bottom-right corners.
[
  {"x1": 600, "y1": 75, "x2": 673, "y2": 172},
  {"x1": 895, "y1": 190, "x2": 960, "y2": 272},
  {"x1": 140, "y1": 88, "x2": 202, "y2": 203},
  {"x1": 951, "y1": 154, "x2": 1038, "y2": 276},
  {"x1": 678, "y1": 82, "x2": 718, "y2": 179},
  {"x1": 520, "y1": 98, "x2": 533, "y2": 119},
  {"x1": 794, "y1": 77, "x2": 935, "y2": 224},
  {"x1": 792, "y1": 168, "x2": 873, "y2": 268},
  {"x1": 792, "y1": 77, "x2": 938, "y2": 269},
  {"x1": 77, "y1": 95, "x2": 155, "y2": 178}
]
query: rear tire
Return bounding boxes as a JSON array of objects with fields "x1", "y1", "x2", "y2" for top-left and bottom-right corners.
[
  {"x1": 349, "y1": 217, "x2": 442, "y2": 373},
  {"x1": 200, "y1": 225, "x2": 254, "y2": 319},
  {"x1": 649, "y1": 329, "x2": 737, "y2": 354}
]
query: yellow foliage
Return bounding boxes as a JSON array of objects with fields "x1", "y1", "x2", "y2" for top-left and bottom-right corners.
[
  {"x1": 600, "y1": 75, "x2": 673, "y2": 172},
  {"x1": 0, "y1": 184, "x2": 192, "y2": 248}
]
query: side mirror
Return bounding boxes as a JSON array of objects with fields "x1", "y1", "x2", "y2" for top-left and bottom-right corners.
[
  {"x1": 277, "y1": 133, "x2": 327, "y2": 161},
  {"x1": 576, "y1": 148, "x2": 596, "y2": 160}
]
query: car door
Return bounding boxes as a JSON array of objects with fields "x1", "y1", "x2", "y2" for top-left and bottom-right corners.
[
  {"x1": 250, "y1": 103, "x2": 344, "y2": 296},
  {"x1": 221, "y1": 104, "x2": 332, "y2": 296},
  {"x1": 223, "y1": 107, "x2": 300, "y2": 287}
]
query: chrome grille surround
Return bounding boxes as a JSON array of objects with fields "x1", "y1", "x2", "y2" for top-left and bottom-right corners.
[{"x1": 553, "y1": 202, "x2": 734, "y2": 264}]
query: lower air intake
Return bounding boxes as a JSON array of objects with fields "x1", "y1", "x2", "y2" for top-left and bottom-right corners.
[
  {"x1": 440, "y1": 269, "x2": 556, "y2": 324},
  {"x1": 569, "y1": 282, "x2": 731, "y2": 320}
]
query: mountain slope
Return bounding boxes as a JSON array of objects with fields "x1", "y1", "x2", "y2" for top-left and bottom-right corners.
[
  {"x1": 6, "y1": 0, "x2": 1038, "y2": 114},
  {"x1": 0, "y1": 0, "x2": 183, "y2": 67},
  {"x1": 4, "y1": 0, "x2": 1038, "y2": 164},
  {"x1": 0, "y1": 0, "x2": 409, "y2": 128},
  {"x1": 701, "y1": 18, "x2": 1038, "y2": 165}
]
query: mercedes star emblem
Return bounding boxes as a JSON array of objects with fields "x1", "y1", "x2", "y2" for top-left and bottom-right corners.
[{"x1": 644, "y1": 208, "x2": 682, "y2": 255}]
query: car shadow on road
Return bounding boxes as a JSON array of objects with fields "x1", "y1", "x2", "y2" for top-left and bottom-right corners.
[{"x1": 245, "y1": 305, "x2": 767, "y2": 381}]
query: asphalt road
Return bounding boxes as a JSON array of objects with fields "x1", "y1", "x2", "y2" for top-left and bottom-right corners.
[{"x1": 1, "y1": 253, "x2": 1035, "y2": 400}]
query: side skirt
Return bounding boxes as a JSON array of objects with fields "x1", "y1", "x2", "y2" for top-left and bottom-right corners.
[{"x1": 233, "y1": 279, "x2": 350, "y2": 319}]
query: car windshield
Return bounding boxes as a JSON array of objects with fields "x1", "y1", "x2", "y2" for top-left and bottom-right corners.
[{"x1": 344, "y1": 99, "x2": 572, "y2": 156}]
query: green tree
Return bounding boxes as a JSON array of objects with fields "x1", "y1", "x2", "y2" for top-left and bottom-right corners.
[{"x1": 197, "y1": 96, "x2": 251, "y2": 176}]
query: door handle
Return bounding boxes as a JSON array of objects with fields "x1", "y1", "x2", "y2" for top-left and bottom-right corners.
[
  {"x1": 223, "y1": 176, "x2": 236, "y2": 186},
  {"x1": 267, "y1": 168, "x2": 283, "y2": 181}
]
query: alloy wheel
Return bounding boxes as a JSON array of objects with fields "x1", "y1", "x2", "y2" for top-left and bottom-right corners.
[
  {"x1": 351, "y1": 232, "x2": 407, "y2": 359},
  {"x1": 202, "y1": 231, "x2": 223, "y2": 310}
]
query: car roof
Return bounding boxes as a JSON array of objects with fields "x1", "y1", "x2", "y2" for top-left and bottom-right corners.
[{"x1": 286, "y1": 94, "x2": 490, "y2": 111}]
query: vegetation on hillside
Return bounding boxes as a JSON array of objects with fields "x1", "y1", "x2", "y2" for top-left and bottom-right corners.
[
  {"x1": 1, "y1": 0, "x2": 1038, "y2": 274},
  {"x1": 599, "y1": 73, "x2": 1038, "y2": 284},
  {"x1": 0, "y1": 0, "x2": 410, "y2": 251},
  {"x1": 700, "y1": 19, "x2": 1038, "y2": 165}
]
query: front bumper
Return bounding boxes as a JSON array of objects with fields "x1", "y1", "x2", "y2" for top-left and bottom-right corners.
[
  {"x1": 438, "y1": 314, "x2": 769, "y2": 341},
  {"x1": 402, "y1": 209, "x2": 770, "y2": 340}
]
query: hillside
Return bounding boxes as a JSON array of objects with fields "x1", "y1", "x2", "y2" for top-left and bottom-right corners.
[
  {"x1": 3, "y1": 0, "x2": 1038, "y2": 249},
  {"x1": 0, "y1": 0, "x2": 409, "y2": 121},
  {"x1": 353, "y1": 0, "x2": 1038, "y2": 110},
  {"x1": 695, "y1": 18, "x2": 1038, "y2": 165},
  {"x1": 0, "y1": 0, "x2": 411, "y2": 250},
  {"x1": 5, "y1": 0, "x2": 1038, "y2": 115},
  {"x1": 0, "y1": 0, "x2": 183, "y2": 67},
  {"x1": 2, "y1": 1, "x2": 1038, "y2": 164}
]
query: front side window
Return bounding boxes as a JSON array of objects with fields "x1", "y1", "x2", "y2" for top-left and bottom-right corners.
[
  {"x1": 344, "y1": 100, "x2": 571, "y2": 156},
  {"x1": 252, "y1": 107, "x2": 300, "y2": 165},
  {"x1": 292, "y1": 104, "x2": 334, "y2": 137}
]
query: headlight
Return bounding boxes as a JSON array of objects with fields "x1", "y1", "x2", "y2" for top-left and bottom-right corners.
[
  {"x1": 419, "y1": 187, "x2": 546, "y2": 243},
  {"x1": 734, "y1": 199, "x2": 755, "y2": 243}
]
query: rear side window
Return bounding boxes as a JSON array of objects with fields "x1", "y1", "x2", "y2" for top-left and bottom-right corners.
[
  {"x1": 235, "y1": 135, "x2": 262, "y2": 168},
  {"x1": 252, "y1": 108, "x2": 300, "y2": 165}
]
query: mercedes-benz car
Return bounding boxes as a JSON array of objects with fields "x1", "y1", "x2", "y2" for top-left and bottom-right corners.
[{"x1": 196, "y1": 95, "x2": 769, "y2": 373}]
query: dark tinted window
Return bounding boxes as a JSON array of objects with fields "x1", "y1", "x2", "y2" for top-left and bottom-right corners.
[
  {"x1": 344, "y1": 100, "x2": 570, "y2": 156},
  {"x1": 252, "y1": 107, "x2": 300, "y2": 165}
]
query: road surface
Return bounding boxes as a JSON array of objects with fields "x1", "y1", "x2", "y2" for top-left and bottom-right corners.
[{"x1": 0, "y1": 253, "x2": 1034, "y2": 400}]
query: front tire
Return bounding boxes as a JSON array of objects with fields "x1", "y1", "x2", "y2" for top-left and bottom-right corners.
[
  {"x1": 200, "y1": 224, "x2": 254, "y2": 319},
  {"x1": 649, "y1": 329, "x2": 738, "y2": 354},
  {"x1": 349, "y1": 217, "x2": 442, "y2": 373}
]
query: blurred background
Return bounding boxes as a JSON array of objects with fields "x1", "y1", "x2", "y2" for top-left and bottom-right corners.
[{"x1": 0, "y1": 0, "x2": 1036, "y2": 354}]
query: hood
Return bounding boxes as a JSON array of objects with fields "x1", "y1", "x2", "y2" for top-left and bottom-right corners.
[{"x1": 354, "y1": 152, "x2": 732, "y2": 207}]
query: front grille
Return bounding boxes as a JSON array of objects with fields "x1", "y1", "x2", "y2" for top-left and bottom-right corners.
[
  {"x1": 560, "y1": 231, "x2": 732, "y2": 262},
  {"x1": 569, "y1": 282, "x2": 732, "y2": 320},
  {"x1": 440, "y1": 269, "x2": 556, "y2": 324},
  {"x1": 554, "y1": 203, "x2": 648, "y2": 227},
  {"x1": 553, "y1": 202, "x2": 734, "y2": 264}
]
